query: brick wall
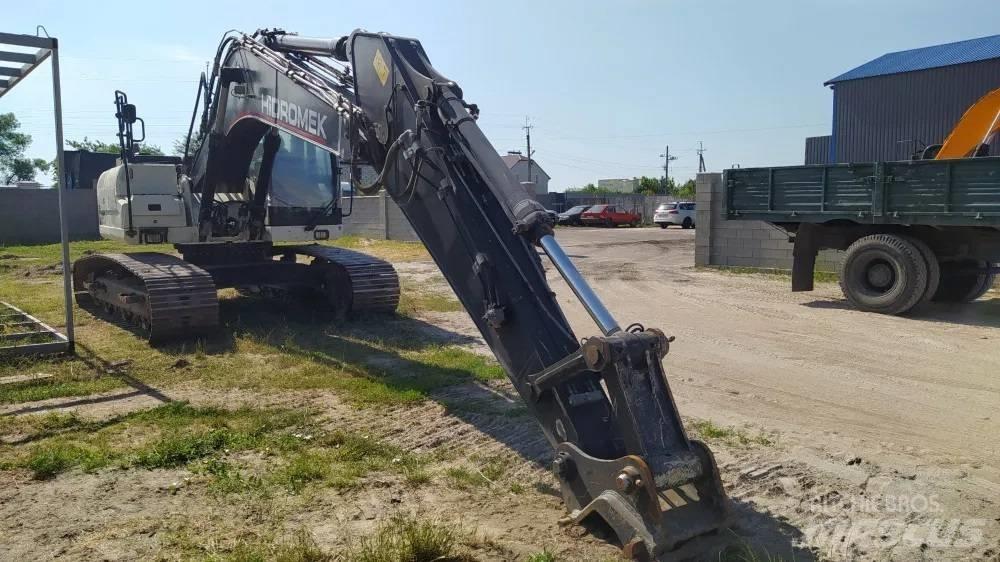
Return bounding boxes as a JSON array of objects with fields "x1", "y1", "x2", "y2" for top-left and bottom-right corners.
[
  {"x1": 341, "y1": 191, "x2": 419, "y2": 242},
  {"x1": 695, "y1": 173, "x2": 840, "y2": 272}
]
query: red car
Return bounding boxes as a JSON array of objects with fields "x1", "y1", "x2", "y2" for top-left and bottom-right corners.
[{"x1": 580, "y1": 204, "x2": 641, "y2": 227}]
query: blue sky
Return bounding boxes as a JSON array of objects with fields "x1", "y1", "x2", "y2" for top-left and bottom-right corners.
[{"x1": 4, "y1": 0, "x2": 999, "y2": 190}]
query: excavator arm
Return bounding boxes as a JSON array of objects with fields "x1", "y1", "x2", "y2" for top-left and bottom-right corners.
[
  {"x1": 935, "y1": 86, "x2": 1000, "y2": 160},
  {"x1": 200, "y1": 29, "x2": 728, "y2": 559}
]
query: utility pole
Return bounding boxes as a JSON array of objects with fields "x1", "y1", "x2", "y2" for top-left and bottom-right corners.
[
  {"x1": 696, "y1": 141, "x2": 707, "y2": 173},
  {"x1": 523, "y1": 116, "x2": 535, "y2": 187},
  {"x1": 659, "y1": 145, "x2": 678, "y2": 188}
]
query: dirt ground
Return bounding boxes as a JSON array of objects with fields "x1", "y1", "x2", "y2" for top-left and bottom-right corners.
[
  {"x1": 1, "y1": 230, "x2": 998, "y2": 561},
  {"x1": 559, "y1": 227, "x2": 1000, "y2": 560},
  {"x1": 402, "y1": 226, "x2": 1000, "y2": 561}
]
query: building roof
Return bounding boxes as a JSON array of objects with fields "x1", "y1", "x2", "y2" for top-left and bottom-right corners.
[
  {"x1": 500, "y1": 154, "x2": 526, "y2": 168},
  {"x1": 500, "y1": 153, "x2": 550, "y2": 180},
  {"x1": 825, "y1": 34, "x2": 1000, "y2": 85}
]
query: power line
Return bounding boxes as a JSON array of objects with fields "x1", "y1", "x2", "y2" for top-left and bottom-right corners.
[
  {"x1": 659, "y1": 145, "x2": 678, "y2": 182},
  {"x1": 541, "y1": 148, "x2": 668, "y2": 169},
  {"x1": 523, "y1": 116, "x2": 534, "y2": 187}
]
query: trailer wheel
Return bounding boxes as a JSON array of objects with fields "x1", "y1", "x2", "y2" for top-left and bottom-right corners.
[
  {"x1": 839, "y1": 234, "x2": 928, "y2": 315},
  {"x1": 901, "y1": 236, "x2": 940, "y2": 309},
  {"x1": 933, "y1": 259, "x2": 994, "y2": 303}
]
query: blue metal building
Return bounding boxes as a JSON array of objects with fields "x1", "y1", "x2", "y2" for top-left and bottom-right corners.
[{"x1": 805, "y1": 34, "x2": 1000, "y2": 164}]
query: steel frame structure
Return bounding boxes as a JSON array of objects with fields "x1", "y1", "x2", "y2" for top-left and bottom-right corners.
[{"x1": 0, "y1": 30, "x2": 73, "y2": 353}]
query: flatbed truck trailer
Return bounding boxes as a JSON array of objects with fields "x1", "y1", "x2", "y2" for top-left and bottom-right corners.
[{"x1": 724, "y1": 156, "x2": 1000, "y2": 314}]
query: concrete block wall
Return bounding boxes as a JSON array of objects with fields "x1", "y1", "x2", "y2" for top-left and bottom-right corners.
[
  {"x1": 0, "y1": 188, "x2": 100, "y2": 244},
  {"x1": 342, "y1": 191, "x2": 419, "y2": 242},
  {"x1": 694, "y1": 173, "x2": 840, "y2": 272},
  {"x1": 0, "y1": 188, "x2": 419, "y2": 246}
]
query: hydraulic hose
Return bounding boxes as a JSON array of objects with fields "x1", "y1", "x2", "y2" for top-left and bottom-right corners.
[{"x1": 351, "y1": 129, "x2": 414, "y2": 195}]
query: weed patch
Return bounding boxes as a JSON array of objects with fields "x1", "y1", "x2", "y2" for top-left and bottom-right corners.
[
  {"x1": 704, "y1": 265, "x2": 838, "y2": 284},
  {"x1": 3, "y1": 402, "x2": 310, "y2": 479},
  {"x1": 347, "y1": 513, "x2": 475, "y2": 562},
  {"x1": 688, "y1": 419, "x2": 773, "y2": 447}
]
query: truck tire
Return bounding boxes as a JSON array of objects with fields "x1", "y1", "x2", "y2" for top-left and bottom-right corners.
[
  {"x1": 933, "y1": 259, "x2": 994, "y2": 303},
  {"x1": 839, "y1": 234, "x2": 928, "y2": 315},
  {"x1": 901, "y1": 236, "x2": 940, "y2": 309},
  {"x1": 682, "y1": 217, "x2": 693, "y2": 229}
]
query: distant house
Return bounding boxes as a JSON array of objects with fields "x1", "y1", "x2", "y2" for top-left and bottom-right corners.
[
  {"x1": 597, "y1": 178, "x2": 639, "y2": 193},
  {"x1": 500, "y1": 151, "x2": 550, "y2": 195}
]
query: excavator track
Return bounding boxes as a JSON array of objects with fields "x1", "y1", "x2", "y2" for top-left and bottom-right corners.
[
  {"x1": 73, "y1": 252, "x2": 219, "y2": 342},
  {"x1": 289, "y1": 245, "x2": 400, "y2": 314}
]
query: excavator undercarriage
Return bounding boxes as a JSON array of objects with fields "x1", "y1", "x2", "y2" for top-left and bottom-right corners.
[
  {"x1": 73, "y1": 243, "x2": 399, "y2": 341},
  {"x1": 73, "y1": 28, "x2": 729, "y2": 559}
]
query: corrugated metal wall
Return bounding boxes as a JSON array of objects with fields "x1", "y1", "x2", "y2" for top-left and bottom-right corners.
[
  {"x1": 831, "y1": 58, "x2": 1000, "y2": 162},
  {"x1": 804, "y1": 136, "x2": 831, "y2": 164}
]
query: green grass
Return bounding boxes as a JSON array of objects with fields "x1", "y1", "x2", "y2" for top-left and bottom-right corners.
[
  {"x1": 346, "y1": 513, "x2": 474, "y2": 562},
  {"x1": 329, "y1": 235, "x2": 429, "y2": 262},
  {"x1": 0, "y1": 376, "x2": 124, "y2": 404},
  {"x1": 24, "y1": 439, "x2": 109, "y2": 479},
  {"x1": 705, "y1": 265, "x2": 839, "y2": 284},
  {"x1": 445, "y1": 455, "x2": 510, "y2": 491},
  {"x1": 199, "y1": 459, "x2": 269, "y2": 495},
  {"x1": 2, "y1": 402, "x2": 310, "y2": 479},
  {"x1": 527, "y1": 550, "x2": 557, "y2": 562},
  {"x1": 190, "y1": 430, "x2": 430, "y2": 496},
  {"x1": 217, "y1": 531, "x2": 332, "y2": 562},
  {"x1": 0, "y1": 237, "x2": 503, "y2": 411},
  {"x1": 399, "y1": 288, "x2": 464, "y2": 315},
  {"x1": 2, "y1": 400, "x2": 431, "y2": 494},
  {"x1": 688, "y1": 419, "x2": 774, "y2": 447}
]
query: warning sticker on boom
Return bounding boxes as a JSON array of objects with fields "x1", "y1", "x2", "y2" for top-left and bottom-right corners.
[{"x1": 373, "y1": 49, "x2": 389, "y2": 87}]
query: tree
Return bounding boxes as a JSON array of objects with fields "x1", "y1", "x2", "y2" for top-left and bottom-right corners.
[
  {"x1": 566, "y1": 183, "x2": 608, "y2": 194},
  {"x1": 6, "y1": 158, "x2": 50, "y2": 184},
  {"x1": 674, "y1": 179, "x2": 696, "y2": 199},
  {"x1": 67, "y1": 137, "x2": 164, "y2": 155},
  {"x1": 172, "y1": 133, "x2": 203, "y2": 158},
  {"x1": 0, "y1": 113, "x2": 50, "y2": 184},
  {"x1": 635, "y1": 176, "x2": 665, "y2": 195}
]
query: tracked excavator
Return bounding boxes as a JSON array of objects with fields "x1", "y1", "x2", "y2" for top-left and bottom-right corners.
[
  {"x1": 73, "y1": 29, "x2": 728, "y2": 558},
  {"x1": 74, "y1": 67, "x2": 403, "y2": 341}
]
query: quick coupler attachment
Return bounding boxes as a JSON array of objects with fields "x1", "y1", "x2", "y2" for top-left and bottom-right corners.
[{"x1": 549, "y1": 329, "x2": 730, "y2": 560}]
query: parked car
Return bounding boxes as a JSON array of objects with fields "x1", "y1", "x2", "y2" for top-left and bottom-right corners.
[
  {"x1": 653, "y1": 202, "x2": 696, "y2": 229},
  {"x1": 580, "y1": 205, "x2": 641, "y2": 227},
  {"x1": 556, "y1": 205, "x2": 590, "y2": 226}
]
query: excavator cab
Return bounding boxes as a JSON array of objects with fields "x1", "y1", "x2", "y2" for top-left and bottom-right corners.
[{"x1": 247, "y1": 131, "x2": 341, "y2": 239}]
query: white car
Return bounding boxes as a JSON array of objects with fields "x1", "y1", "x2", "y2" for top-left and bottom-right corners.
[{"x1": 653, "y1": 202, "x2": 696, "y2": 228}]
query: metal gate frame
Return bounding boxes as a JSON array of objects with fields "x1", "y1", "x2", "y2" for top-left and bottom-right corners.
[
  {"x1": 0, "y1": 30, "x2": 74, "y2": 353},
  {"x1": 0, "y1": 301, "x2": 69, "y2": 356}
]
